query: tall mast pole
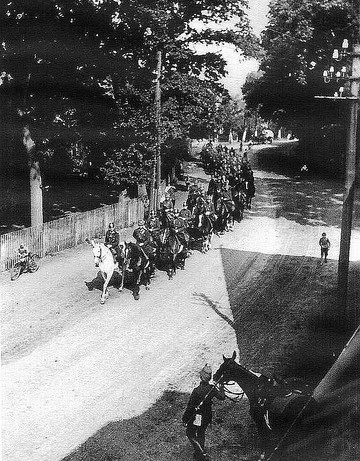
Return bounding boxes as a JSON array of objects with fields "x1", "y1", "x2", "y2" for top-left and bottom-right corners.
[
  {"x1": 337, "y1": 39, "x2": 360, "y2": 325},
  {"x1": 155, "y1": 50, "x2": 162, "y2": 210}
]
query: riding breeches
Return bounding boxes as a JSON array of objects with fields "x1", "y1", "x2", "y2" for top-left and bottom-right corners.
[{"x1": 186, "y1": 423, "x2": 209, "y2": 460}]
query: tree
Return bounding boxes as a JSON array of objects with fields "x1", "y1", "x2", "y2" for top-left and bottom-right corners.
[
  {"x1": 1, "y1": 0, "x2": 261, "y2": 214},
  {"x1": 242, "y1": 0, "x2": 358, "y2": 172}
]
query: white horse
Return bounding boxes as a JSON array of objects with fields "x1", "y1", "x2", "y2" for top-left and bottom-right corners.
[{"x1": 88, "y1": 239, "x2": 118, "y2": 304}]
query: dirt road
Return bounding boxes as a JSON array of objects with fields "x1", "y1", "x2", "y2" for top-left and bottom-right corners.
[{"x1": 1, "y1": 142, "x2": 360, "y2": 461}]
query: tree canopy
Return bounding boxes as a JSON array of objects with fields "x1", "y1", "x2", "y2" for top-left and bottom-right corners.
[
  {"x1": 1, "y1": 0, "x2": 260, "y2": 190},
  {"x1": 242, "y1": 0, "x2": 359, "y2": 171}
]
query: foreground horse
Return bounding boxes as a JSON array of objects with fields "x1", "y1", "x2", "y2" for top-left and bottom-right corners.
[
  {"x1": 118, "y1": 241, "x2": 151, "y2": 300},
  {"x1": 188, "y1": 213, "x2": 214, "y2": 253},
  {"x1": 88, "y1": 239, "x2": 118, "y2": 304},
  {"x1": 231, "y1": 187, "x2": 247, "y2": 221},
  {"x1": 215, "y1": 196, "x2": 235, "y2": 233},
  {"x1": 158, "y1": 227, "x2": 185, "y2": 279},
  {"x1": 214, "y1": 351, "x2": 317, "y2": 459}
]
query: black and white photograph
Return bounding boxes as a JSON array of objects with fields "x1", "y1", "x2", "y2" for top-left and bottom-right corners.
[{"x1": 1, "y1": 1, "x2": 359, "y2": 460}]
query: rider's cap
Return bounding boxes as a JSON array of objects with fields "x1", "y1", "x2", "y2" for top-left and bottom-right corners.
[
  {"x1": 182, "y1": 202, "x2": 187, "y2": 207},
  {"x1": 200, "y1": 364, "x2": 212, "y2": 382},
  {"x1": 108, "y1": 222, "x2": 115, "y2": 229},
  {"x1": 322, "y1": 232, "x2": 326, "y2": 236},
  {"x1": 138, "y1": 219, "x2": 145, "y2": 226},
  {"x1": 19, "y1": 244, "x2": 24, "y2": 249}
]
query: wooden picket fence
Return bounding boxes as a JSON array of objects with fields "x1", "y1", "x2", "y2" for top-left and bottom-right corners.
[{"x1": 0, "y1": 197, "x2": 144, "y2": 272}]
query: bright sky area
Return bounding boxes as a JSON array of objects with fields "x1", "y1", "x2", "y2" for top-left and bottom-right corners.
[{"x1": 191, "y1": 0, "x2": 270, "y2": 98}]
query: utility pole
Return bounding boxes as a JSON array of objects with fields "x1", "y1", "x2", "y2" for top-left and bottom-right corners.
[
  {"x1": 155, "y1": 50, "x2": 162, "y2": 210},
  {"x1": 338, "y1": 42, "x2": 360, "y2": 324}
]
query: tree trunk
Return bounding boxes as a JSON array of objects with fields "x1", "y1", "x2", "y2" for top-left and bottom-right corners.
[{"x1": 23, "y1": 125, "x2": 43, "y2": 227}]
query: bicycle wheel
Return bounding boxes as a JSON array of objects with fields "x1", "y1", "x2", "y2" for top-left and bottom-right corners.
[
  {"x1": 10, "y1": 263, "x2": 22, "y2": 281},
  {"x1": 29, "y1": 254, "x2": 40, "y2": 272}
]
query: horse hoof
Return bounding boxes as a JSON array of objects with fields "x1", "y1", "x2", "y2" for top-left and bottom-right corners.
[
  {"x1": 100, "y1": 300, "x2": 105, "y2": 304},
  {"x1": 134, "y1": 295, "x2": 140, "y2": 300}
]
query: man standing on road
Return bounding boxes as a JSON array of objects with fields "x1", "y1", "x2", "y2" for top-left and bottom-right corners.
[
  {"x1": 182, "y1": 364, "x2": 225, "y2": 461},
  {"x1": 319, "y1": 232, "x2": 331, "y2": 264}
]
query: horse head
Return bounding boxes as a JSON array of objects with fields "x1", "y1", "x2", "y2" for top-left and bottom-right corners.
[
  {"x1": 214, "y1": 351, "x2": 262, "y2": 399},
  {"x1": 88, "y1": 239, "x2": 102, "y2": 267}
]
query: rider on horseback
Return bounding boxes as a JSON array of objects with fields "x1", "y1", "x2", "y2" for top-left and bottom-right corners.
[
  {"x1": 179, "y1": 202, "x2": 193, "y2": 227},
  {"x1": 147, "y1": 209, "x2": 161, "y2": 244},
  {"x1": 193, "y1": 187, "x2": 206, "y2": 227},
  {"x1": 204, "y1": 196, "x2": 217, "y2": 225},
  {"x1": 133, "y1": 219, "x2": 156, "y2": 275},
  {"x1": 105, "y1": 223, "x2": 121, "y2": 262},
  {"x1": 172, "y1": 208, "x2": 190, "y2": 254}
]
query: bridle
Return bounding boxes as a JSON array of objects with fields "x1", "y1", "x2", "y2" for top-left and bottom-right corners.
[
  {"x1": 93, "y1": 244, "x2": 103, "y2": 266},
  {"x1": 218, "y1": 379, "x2": 246, "y2": 402}
]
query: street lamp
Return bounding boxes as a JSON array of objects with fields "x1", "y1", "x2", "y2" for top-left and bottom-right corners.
[{"x1": 322, "y1": 39, "x2": 351, "y2": 96}]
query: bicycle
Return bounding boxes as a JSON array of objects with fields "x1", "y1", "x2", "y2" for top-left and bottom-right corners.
[{"x1": 10, "y1": 253, "x2": 40, "y2": 281}]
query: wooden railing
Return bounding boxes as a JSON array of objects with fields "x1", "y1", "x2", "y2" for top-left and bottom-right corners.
[{"x1": 0, "y1": 197, "x2": 144, "y2": 271}]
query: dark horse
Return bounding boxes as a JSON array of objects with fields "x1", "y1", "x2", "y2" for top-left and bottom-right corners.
[
  {"x1": 158, "y1": 226, "x2": 186, "y2": 279},
  {"x1": 213, "y1": 351, "x2": 317, "y2": 460},
  {"x1": 188, "y1": 212, "x2": 214, "y2": 253},
  {"x1": 215, "y1": 195, "x2": 235, "y2": 233},
  {"x1": 118, "y1": 241, "x2": 151, "y2": 300},
  {"x1": 231, "y1": 187, "x2": 247, "y2": 221}
]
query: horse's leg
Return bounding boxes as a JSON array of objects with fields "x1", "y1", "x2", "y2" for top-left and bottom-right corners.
[
  {"x1": 101, "y1": 270, "x2": 112, "y2": 304},
  {"x1": 167, "y1": 254, "x2": 175, "y2": 279},
  {"x1": 132, "y1": 269, "x2": 141, "y2": 300},
  {"x1": 208, "y1": 231, "x2": 213, "y2": 249},
  {"x1": 119, "y1": 262, "x2": 126, "y2": 292}
]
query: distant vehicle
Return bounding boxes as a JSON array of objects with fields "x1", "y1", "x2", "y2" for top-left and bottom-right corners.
[
  {"x1": 250, "y1": 129, "x2": 274, "y2": 145},
  {"x1": 10, "y1": 253, "x2": 40, "y2": 280}
]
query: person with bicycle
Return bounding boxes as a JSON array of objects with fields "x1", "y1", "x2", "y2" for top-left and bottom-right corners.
[{"x1": 17, "y1": 244, "x2": 29, "y2": 268}]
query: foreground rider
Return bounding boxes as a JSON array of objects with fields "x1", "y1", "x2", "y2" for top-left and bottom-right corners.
[
  {"x1": 183, "y1": 364, "x2": 225, "y2": 461},
  {"x1": 17, "y1": 244, "x2": 29, "y2": 267},
  {"x1": 146, "y1": 209, "x2": 161, "y2": 245},
  {"x1": 172, "y1": 208, "x2": 190, "y2": 253},
  {"x1": 204, "y1": 196, "x2": 217, "y2": 225},
  {"x1": 179, "y1": 202, "x2": 193, "y2": 227},
  {"x1": 105, "y1": 223, "x2": 121, "y2": 261},
  {"x1": 133, "y1": 219, "x2": 156, "y2": 273}
]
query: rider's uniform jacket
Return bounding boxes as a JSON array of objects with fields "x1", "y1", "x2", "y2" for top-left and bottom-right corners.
[
  {"x1": 207, "y1": 179, "x2": 216, "y2": 196},
  {"x1": 161, "y1": 199, "x2": 174, "y2": 212},
  {"x1": 173, "y1": 216, "x2": 186, "y2": 232},
  {"x1": 204, "y1": 202, "x2": 215, "y2": 215},
  {"x1": 179, "y1": 208, "x2": 193, "y2": 223},
  {"x1": 105, "y1": 230, "x2": 120, "y2": 248},
  {"x1": 147, "y1": 216, "x2": 161, "y2": 232},
  {"x1": 188, "y1": 184, "x2": 199, "y2": 197},
  {"x1": 133, "y1": 227, "x2": 152, "y2": 245},
  {"x1": 221, "y1": 189, "x2": 232, "y2": 202},
  {"x1": 195, "y1": 196, "x2": 206, "y2": 212}
]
